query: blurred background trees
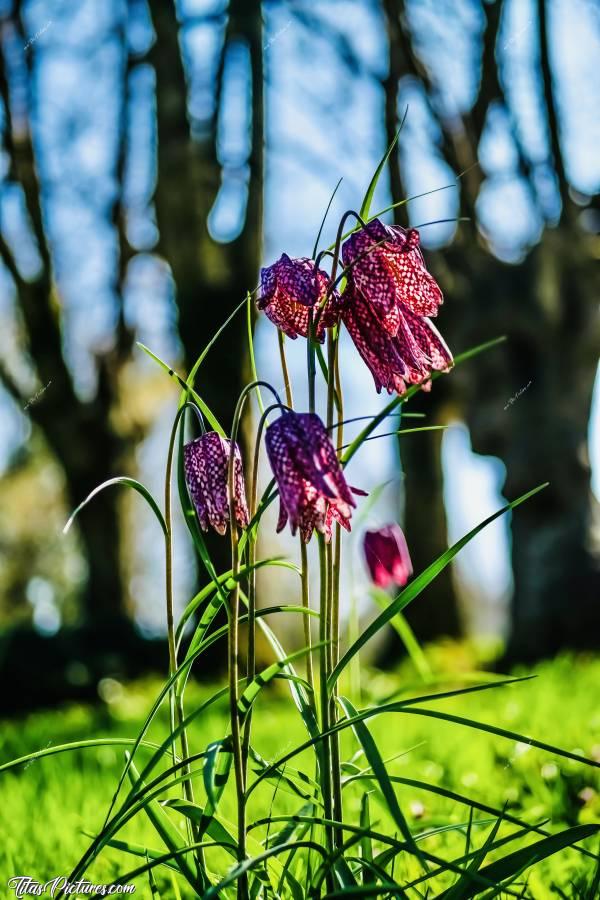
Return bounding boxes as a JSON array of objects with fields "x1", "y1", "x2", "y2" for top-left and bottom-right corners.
[{"x1": 0, "y1": 0, "x2": 598, "y2": 704}]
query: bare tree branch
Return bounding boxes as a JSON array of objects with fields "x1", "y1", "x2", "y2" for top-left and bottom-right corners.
[{"x1": 537, "y1": 0, "x2": 571, "y2": 219}]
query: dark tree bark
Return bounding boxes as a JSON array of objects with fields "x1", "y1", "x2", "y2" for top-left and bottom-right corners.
[
  {"x1": 0, "y1": 8, "x2": 136, "y2": 628},
  {"x1": 381, "y1": 0, "x2": 461, "y2": 642},
  {"x1": 381, "y1": 0, "x2": 600, "y2": 659},
  {"x1": 148, "y1": 0, "x2": 264, "y2": 575}
]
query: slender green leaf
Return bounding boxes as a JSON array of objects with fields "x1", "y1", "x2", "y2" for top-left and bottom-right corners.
[
  {"x1": 338, "y1": 696, "x2": 422, "y2": 866},
  {"x1": 0, "y1": 738, "x2": 161, "y2": 775},
  {"x1": 138, "y1": 342, "x2": 224, "y2": 435},
  {"x1": 163, "y1": 799, "x2": 237, "y2": 858},
  {"x1": 202, "y1": 737, "x2": 233, "y2": 818},
  {"x1": 395, "y1": 706, "x2": 600, "y2": 771},
  {"x1": 341, "y1": 337, "x2": 507, "y2": 466},
  {"x1": 328, "y1": 484, "x2": 548, "y2": 693},
  {"x1": 125, "y1": 755, "x2": 202, "y2": 892},
  {"x1": 312, "y1": 177, "x2": 343, "y2": 257},
  {"x1": 246, "y1": 291, "x2": 265, "y2": 414},
  {"x1": 82, "y1": 833, "x2": 178, "y2": 873},
  {"x1": 370, "y1": 587, "x2": 432, "y2": 681},
  {"x1": 436, "y1": 825, "x2": 600, "y2": 899},
  {"x1": 63, "y1": 477, "x2": 166, "y2": 537},
  {"x1": 360, "y1": 115, "x2": 406, "y2": 220},
  {"x1": 443, "y1": 815, "x2": 504, "y2": 900},
  {"x1": 238, "y1": 645, "x2": 319, "y2": 717}
]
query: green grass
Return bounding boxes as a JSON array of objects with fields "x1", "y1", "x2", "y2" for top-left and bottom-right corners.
[{"x1": 1, "y1": 653, "x2": 599, "y2": 898}]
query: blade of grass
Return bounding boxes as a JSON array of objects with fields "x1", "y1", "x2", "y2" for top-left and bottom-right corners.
[
  {"x1": 125, "y1": 755, "x2": 202, "y2": 891},
  {"x1": 360, "y1": 113, "x2": 407, "y2": 220},
  {"x1": 338, "y1": 696, "x2": 423, "y2": 868},
  {"x1": 328, "y1": 484, "x2": 547, "y2": 693},
  {"x1": 369, "y1": 587, "x2": 432, "y2": 682},
  {"x1": 436, "y1": 824, "x2": 600, "y2": 900},
  {"x1": 63, "y1": 477, "x2": 166, "y2": 537},
  {"x1": 246, "y1": 291, "x2": 265, "y2": 415},
  {"x1": 138, "y1": 342, "x2": 224, "y2": 435},
  {"x1": 341, "y1": 337, "x2": 506, "y2": 466}
]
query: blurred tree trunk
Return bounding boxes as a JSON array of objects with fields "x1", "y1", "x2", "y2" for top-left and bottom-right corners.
[
  {"x1": 0, "y1": 8, "x2": 136, "y2": 628},
  {"x1": 382, "y1": 0, "x2": 461, "y2": 643},
  {"x1": 381, "y1": 0, "x2": 600, "y2": 660},
  {"x1": 148, "y1": 0, "x2": 263, "y2": 576}
]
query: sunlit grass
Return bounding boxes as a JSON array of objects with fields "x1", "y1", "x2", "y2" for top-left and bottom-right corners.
[{"x1": 1, "y1": 652, "x2": 598, "y2": 897}]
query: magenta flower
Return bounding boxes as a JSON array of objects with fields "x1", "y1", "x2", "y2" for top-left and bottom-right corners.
[
  {"x1": 364, "y1": 524, "x2": 413, "y2": 589},
  {"x1": 341, "y1": 219, "x2": 443, "y2": 336},
  {"x1": 184, "y1": 432, "x2": 249, "y2": 535},
  {"x1": 257, "y1": 253, "x2": 339, "y2": 341},
  {"x1": 266, "y1": 411, "x2": 362, "y2": 542},
  {"x1": 342, "y1": 287, "x2": 453, "y2": 395}
]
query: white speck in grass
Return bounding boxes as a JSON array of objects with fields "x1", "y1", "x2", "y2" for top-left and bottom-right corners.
[
  {"x1": 504, "y1": 702, "x2": 521, "y2": 721},
  {"x1": 541, "y1": 763, "x2": 559, "y2": 780},
  {"x1": 98, "y1": 677, "x2": 124, "y2": 704},
  {"x1": 513, "y1": 741, "x2": 532, "y2": 758},
  {"x1": 461, "y1": 772, "x2": 478, "y2": 788},
  {"x1": 409, "y1": 800, "x2": 426, "y2": 819}
]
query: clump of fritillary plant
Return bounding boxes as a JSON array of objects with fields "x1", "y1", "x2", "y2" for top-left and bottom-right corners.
[{"x1": 56, "y1": 147, "x2": 557, "y2": 899}]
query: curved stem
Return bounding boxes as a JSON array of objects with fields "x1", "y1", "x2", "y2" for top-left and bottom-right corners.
[
  {"x1": 317, "y1": 533, "x2": 334, "y2": 880},
  {"x1": 300, "y1": 540, "x2": 315, "y2": 697},
  {"x1": 329, "y1": 349, "x2": 345, "y2": 845},
  {"x1": 241, "y1": 402, "x2": 282, "y2": 780},
  {"x1": 164, "y1": 402, "x2": 202, "y2": 871},
  {"x1": 227, "y1": 382, "x2": 282, "y2": 900},
  {"x1": 277, "y1": 330, "x2": 294, "y2": 408}
]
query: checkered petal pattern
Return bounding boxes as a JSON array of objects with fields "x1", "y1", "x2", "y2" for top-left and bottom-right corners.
[
  {"x1": 184, "y1": 432, "x2": 249, "y2": 536},
  {"x1": 363, "y1": 524, "x2": 413, "y2": 589},
  {"x1": 341, "y1": 219, "x2": 443, "y2": 334},
  {"x1": 257, "y1": 253, "x2": 339, "y2": 341},
  {"x1": 265, "y1": 411, "x2": 358, "y2": 542},
  {"x1": 342, "y1": 287, "x2": 453, "y2": 396}
]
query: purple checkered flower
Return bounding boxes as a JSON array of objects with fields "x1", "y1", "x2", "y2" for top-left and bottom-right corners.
[
  {"x1": 184, "y1": 432, "x2": 249, "y2": 535},
  {"x1": 364, "y1": 524, "x2": 413, "y2": 589},
  {"x1": 266, "y1": 411, "x2": 362, "y2": 543},
  {"x1": 257, "y1": 253, "x2": 339, "y2": 341},
  {"x1": 341, "y1": 219, "x2": 443, "y2": 336},
  {"x1": 342, "y1": 287, "x2": 453, "y2": 395}
]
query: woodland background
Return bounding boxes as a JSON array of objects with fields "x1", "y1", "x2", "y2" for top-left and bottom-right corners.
[{"x1": 0, "y1": 0, "x2": 599, "y2": 711}]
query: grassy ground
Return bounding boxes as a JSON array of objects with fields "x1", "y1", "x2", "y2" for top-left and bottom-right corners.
[{"x1": 1, "y1": 651, "x2": 599, "y2": 898}]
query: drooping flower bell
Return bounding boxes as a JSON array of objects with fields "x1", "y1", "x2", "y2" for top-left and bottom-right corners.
[
  {"x1": 184, "y1": 432, "x2": 249, "y2": 535},
  {"x1": 363, "y1": 524, "x2": 413, "y2": 589},
  {"x1": 342, "y1": 287, "x2": 453, "y2": 395},
  {"x1": 341, "y1": 218, "x2": 443, "y2": 336},
  {"x1": 257, "y1": 253, "x2": 339, "y2": 342},
  {"x1": 266, "y1": 411, "x2": 362, "y2": 542}
]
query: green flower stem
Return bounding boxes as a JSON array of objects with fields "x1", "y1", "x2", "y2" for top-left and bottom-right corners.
[
  {"x1": 242, "y1": 402, "x2": 282, "y2": 776},
  {"x1": 164, "y1": 405, "x2": 202, "y2": 871},
  {"x1": 317, "y1": 533, "x2": 334, "y2": 879},
  {"x1": 330, "y1": 350, "x2": 345, "y2": 844},
  {"x1": 322, "y1": 214, "x2": 348, "y2": 854},
  {"x1": 228, "y1": 382, "x2": 282, "y2": 900},
  {"x1": 300, "y1": 540, "x2": 315, "y2": 697},
  {"x1": 278, "y1": 329, "x2": 294, "y2": 408},
  {"x1": 307, "y1": 309, "x2": 316, "y2": 414}
]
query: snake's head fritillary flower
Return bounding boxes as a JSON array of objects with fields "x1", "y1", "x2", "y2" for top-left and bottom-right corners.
[
  {"x1": 257, "y1": 253, "x2": 339, "y2": 341},
  {"x1": 342, "y1": 287, "x2": 453, "y2": 395},
  {"x1": 341, "y1": 219, "x2": 443, "y2": 335},
  {"x1": 266, "y1": 411, "x2": 363, "y2": 542},
  {"x1": 184, "y1": 432, "x2": 249, "y2": 535},
  {"x1": 342, "y1": 288, "x2": 453, "y2": 394},
  {"x1": 364, "y1": 524, "x2": 413, "y2": 589}
]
